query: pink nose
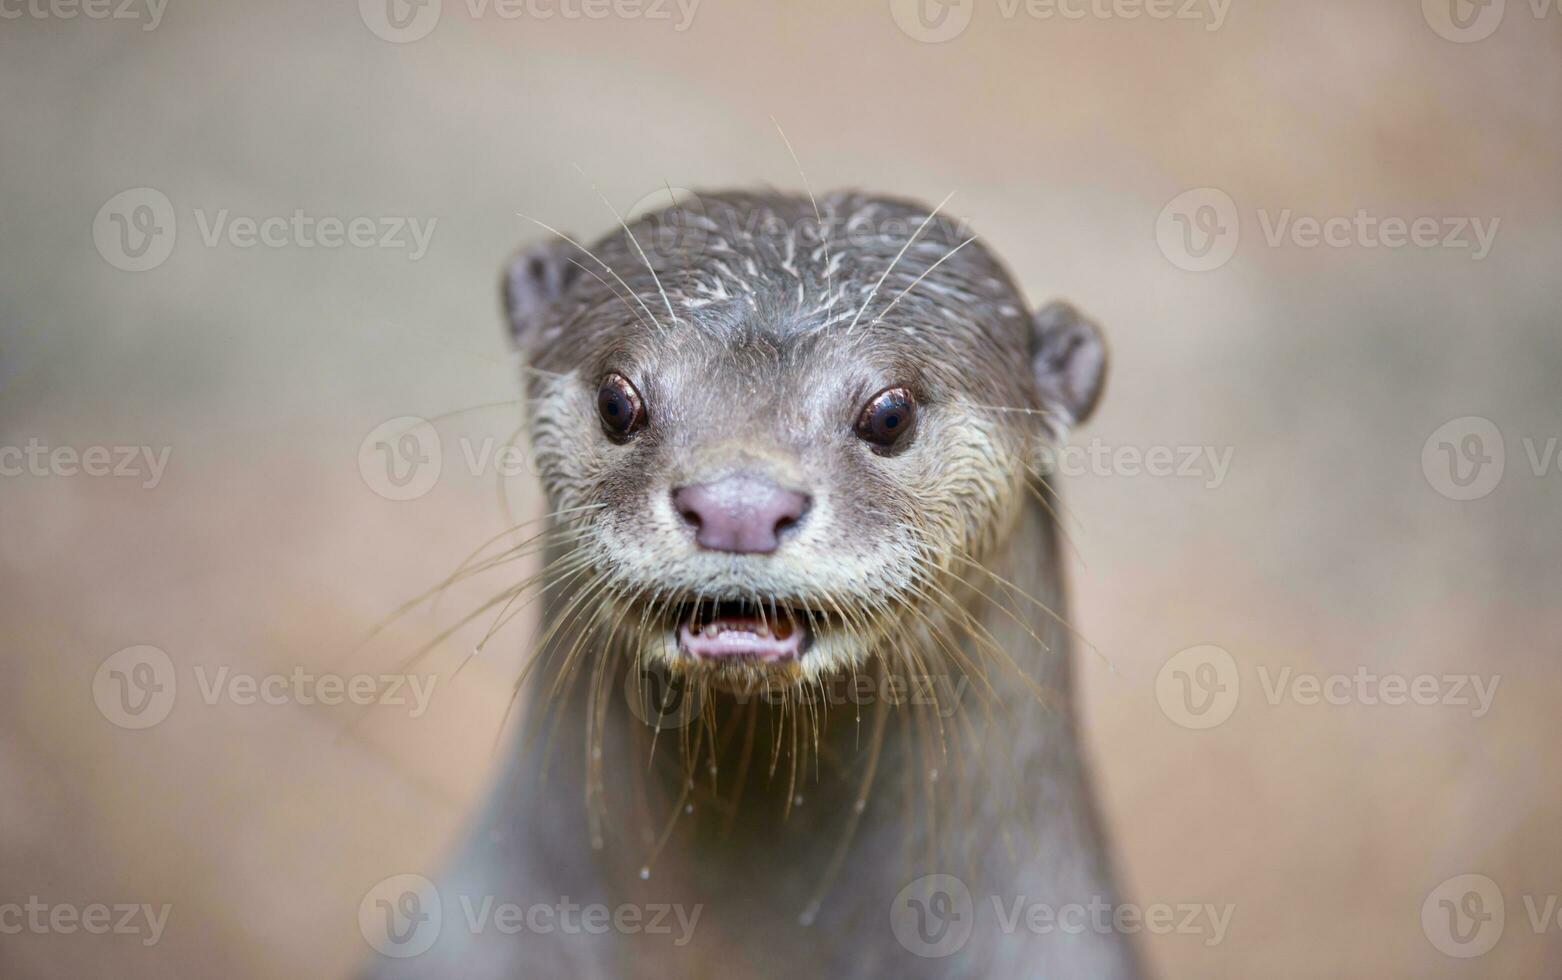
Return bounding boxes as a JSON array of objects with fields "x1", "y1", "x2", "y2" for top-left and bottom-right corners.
[{"x1": 673, "y1": 476, "x2": 810, "y2": 554}]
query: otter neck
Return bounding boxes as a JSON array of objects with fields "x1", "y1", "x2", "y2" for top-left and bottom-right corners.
[{"x1": 491, "y1": 488, "x2": 1133, "y2": 976}]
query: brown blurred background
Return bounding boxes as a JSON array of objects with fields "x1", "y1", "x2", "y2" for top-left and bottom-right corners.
[{"x1": 2, "y1": 1, "x2": 1560, "y2": 976}]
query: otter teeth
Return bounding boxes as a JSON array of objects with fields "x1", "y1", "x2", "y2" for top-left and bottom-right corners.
[{"x1": 677, "y1": 605, "x2": 809, "y2": 662}]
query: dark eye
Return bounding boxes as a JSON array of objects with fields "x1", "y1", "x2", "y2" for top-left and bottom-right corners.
[
  {"x1": 855, "y1": 386, "x2": 917, "y2": 451},
  {"x1": 597, "y1": 372, "x2": 646, "y2": 442}
]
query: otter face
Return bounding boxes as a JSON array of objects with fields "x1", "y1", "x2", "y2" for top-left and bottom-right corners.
[{"x1": 504, "y1": 192, "x2": 1105, "y2": 684}]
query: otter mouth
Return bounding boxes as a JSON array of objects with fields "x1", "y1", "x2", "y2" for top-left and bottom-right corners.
[{"x1": 674, "y1": 600, "x2": 815, "y2": 663}]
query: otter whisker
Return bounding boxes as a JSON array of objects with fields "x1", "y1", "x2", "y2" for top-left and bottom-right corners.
[
  {"x1": 639, "y1": 714, "x2": 709, "y2": 881},
  {"x1": 952, "y1": 553, "x2": 1116, "y2": 672},
  {"x1": 1017, "y1": 466, "x2": 1088, "y2": 566},
  {"x1": 572, "y1": 165, "x2": 680, "y2": 331},
  {"x1": 769, "y1": 116, "x2": 835, "y2": 309},
  {"x1": 845, "y1": 189, "x2": 956, "y2": 334},
  {"x1": 868, "y1": 234, "x2": 979, "y2": 327},
  {"x1": 563, "y1": 256, "x2": 657, "y2": 334},
  {"x1": 342, "y1": 523, "x2": 590, "y2": 672},
  {"x1": 517, "y1": 212, "x2": 663, "y2": 332}
]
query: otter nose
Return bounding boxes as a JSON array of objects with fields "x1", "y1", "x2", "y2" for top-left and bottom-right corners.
[{"x1": 673, "y1": 476, "x2": 810, "y2": 554}]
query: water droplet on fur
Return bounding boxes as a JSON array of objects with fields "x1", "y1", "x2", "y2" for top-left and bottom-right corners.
[
  {"x1": 854, "y1": 800, "x2": 866, "y2": 813},
  {"x1": 684, "y1": 803, "x2": 694, "y2": 814},
  {"x1": 639, "y1": 867, "x2": 651, "y2": 880},
  {"x1": 799, "y1": 903, "x2": 819, "y2": 927},
  {"x1": 793, "y1": 794, "x2": 804, "y2": 806},
  {"x1": 592, "y1": 748, "x2": 602, "y2": 761},
  {"x1": 929, "y1": 768, "x2": 939, "y2": 783}
]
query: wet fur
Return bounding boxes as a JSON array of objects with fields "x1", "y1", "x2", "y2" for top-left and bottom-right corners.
[{"x1": 369, "y1": 192, "x2": 1140, "y2": 978}]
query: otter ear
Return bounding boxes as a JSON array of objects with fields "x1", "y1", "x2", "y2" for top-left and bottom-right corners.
[
  {"x1": 502, "y1": 237, "x2": 584, "y2": 349},
  {"x1": 1031, "y1": 300, "x2": 1107, "y2": 430}
]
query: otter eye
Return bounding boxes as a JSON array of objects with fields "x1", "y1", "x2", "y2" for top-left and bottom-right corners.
[
  {"x1": 597, "y1": 372, "x2": 645, "y2": 442},
  {"x1": 855, "y1": 386, "x2": 917, "y2": 451}
]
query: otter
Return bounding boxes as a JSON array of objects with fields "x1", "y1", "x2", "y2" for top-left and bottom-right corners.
[{"x1": 369, "y1": 191, "x2": 1139, "y2": 978}]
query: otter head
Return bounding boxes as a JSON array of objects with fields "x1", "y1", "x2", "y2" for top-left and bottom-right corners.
[{"x1": 504, "y1": 192, "x2": 1105, "y2": 687}]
